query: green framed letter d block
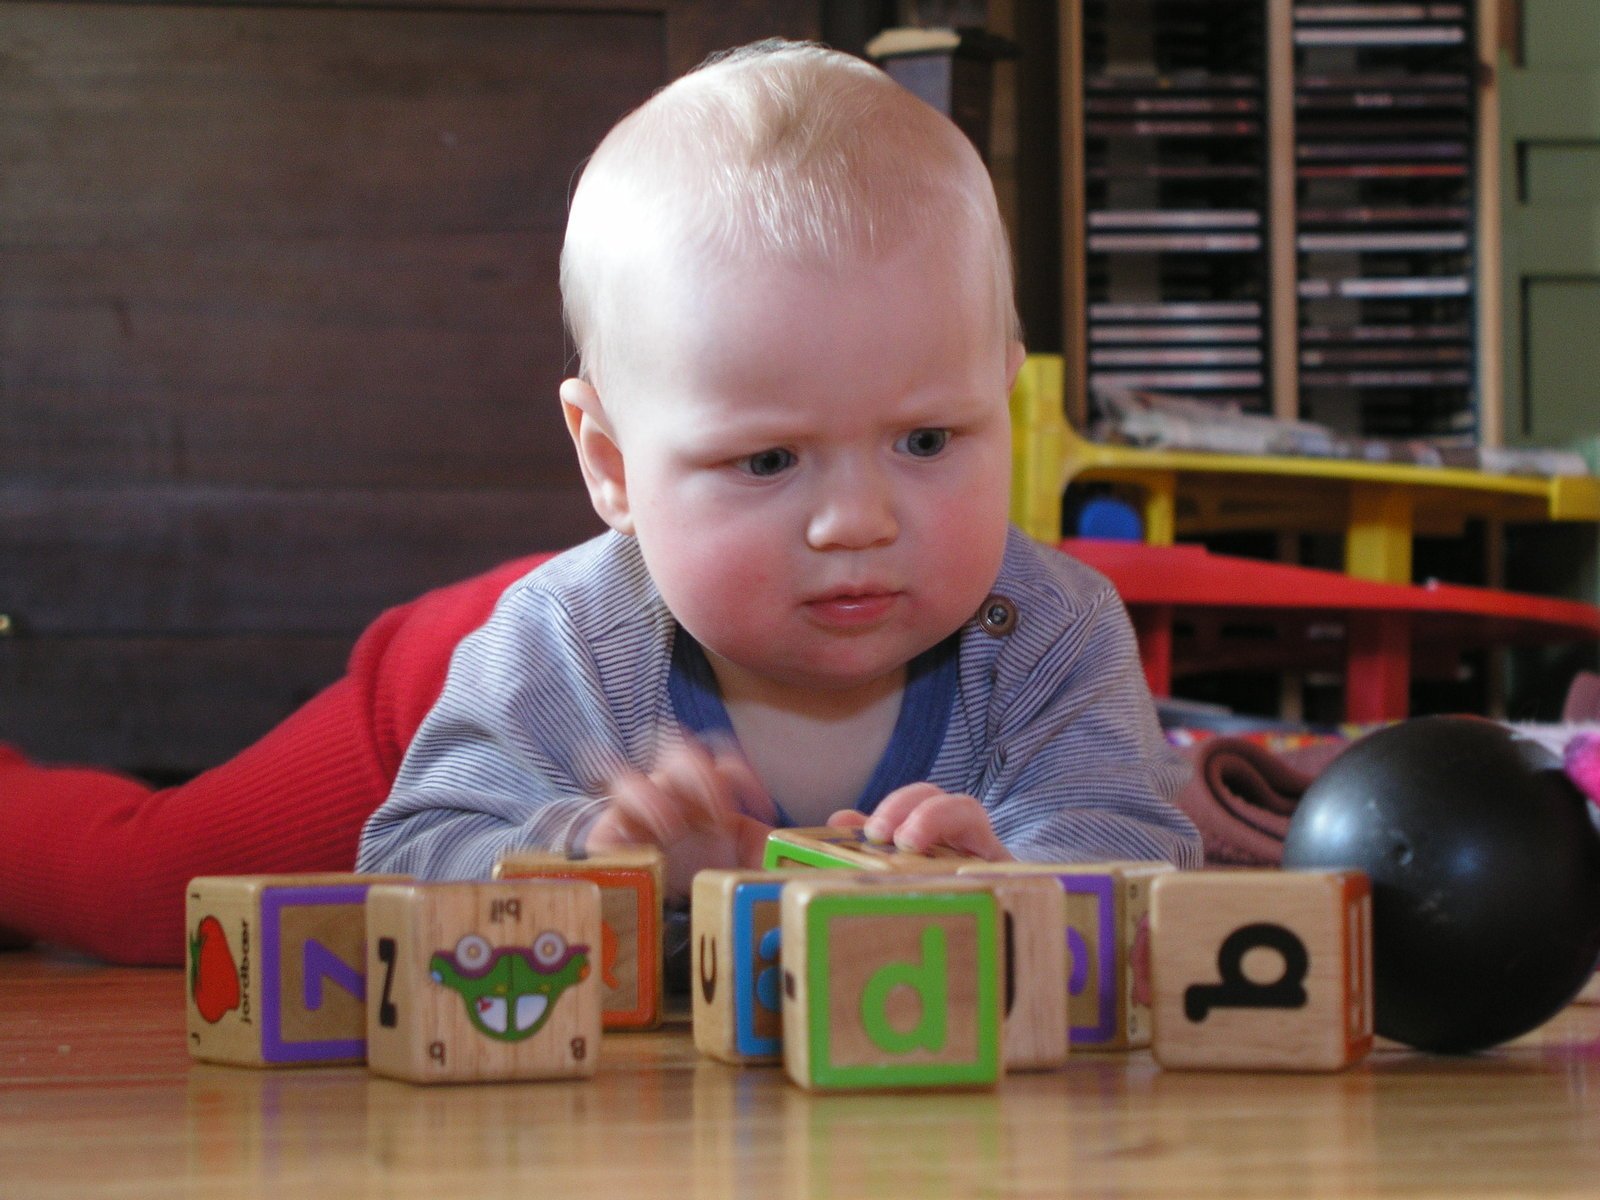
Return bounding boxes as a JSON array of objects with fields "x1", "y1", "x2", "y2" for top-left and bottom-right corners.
[{"x1": 778, "y1": 876, "x2": 1002, "y2": 1091}]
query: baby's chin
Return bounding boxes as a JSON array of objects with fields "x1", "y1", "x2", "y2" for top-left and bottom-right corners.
[
  {"x1": 747, "y1": 658, "x2": 915, "y2": 701},
  {"x1": 793, "y1": 628, "x2": 964, "y2": 685}
]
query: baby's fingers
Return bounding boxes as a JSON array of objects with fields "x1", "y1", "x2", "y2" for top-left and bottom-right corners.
[
  {"x1": 894, "y1": 791, "x2": 1010, "y2": 861},
  {"x1": 728, "y1": 813, "x2": 777, "y2": 870},
  {"x1": 707, "y1": 740, "x2": 778, "y2": 827},
  {"x1": 653, "y1": 742, "x2": 738, "y2": 831},
  {"x1": 601, "y1": 764, "x2": 704, "y2": 851},
  {"x1": 861, "y1": 782, "x2": 944, "y2": 844},
  {"x1": 590, "y1": 772, "x2": 681, "y2": 849}
]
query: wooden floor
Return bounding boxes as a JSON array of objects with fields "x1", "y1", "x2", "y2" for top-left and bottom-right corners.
[{"x1": 5, "y1": 949, "x2": 1600, "y2": 1198}]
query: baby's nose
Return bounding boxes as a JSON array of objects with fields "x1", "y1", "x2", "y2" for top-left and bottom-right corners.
[{"x1": 804, "y1": 465, "x2": 898, "y2": 550}]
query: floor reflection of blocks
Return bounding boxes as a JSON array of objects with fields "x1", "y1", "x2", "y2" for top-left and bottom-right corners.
[
  {"x1": 1149, "y1": 1070, "x2": 1377, "y2": 1193},
  {"x1": 186, "y1": 1064, "x2": 370, "y2": 1179},
  {"x1": 691, "y1": 1058, "x2": 792, "y2": 1195},
  {"x1": 364, "y1": 1074, "x2": 597, "y2": 1173},
  {"x1": 789, "y1": 1090, "x2": 1009, "y2": 1194}
]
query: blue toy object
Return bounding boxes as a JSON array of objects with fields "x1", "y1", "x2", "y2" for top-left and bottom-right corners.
[{"x1": 1074, "y1": 495, "x2": 1142, "y2": 541}]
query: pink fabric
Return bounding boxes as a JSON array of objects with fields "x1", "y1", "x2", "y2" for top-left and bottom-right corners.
[
  {"x1": 1566, "y1": 732, "x2": 1600, "y2": 807},
  {"x1": 1172, "y1": 737, "x2": 1348, "y2": 866},
  {"x1": 1563, "y1": 672, "x2": 1600, "y2": 723}
]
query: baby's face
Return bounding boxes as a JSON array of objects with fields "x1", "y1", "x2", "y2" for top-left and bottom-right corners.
[{"x1": 599, "y1": 241, "x2": 1020, "y2": 707}]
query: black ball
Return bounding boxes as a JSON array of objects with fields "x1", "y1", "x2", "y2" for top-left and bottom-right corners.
[{"x1": 1282, "y1": 715, "x2": 1600, "y2": 1053}]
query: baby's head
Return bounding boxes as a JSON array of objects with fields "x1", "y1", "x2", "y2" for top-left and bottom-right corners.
[
  {"x1": 558, "y1": 41, "x2": 1025, "y2": 707},
  {"x1": 561, "y1": 39, "x2": 1020, "y2": 396}
]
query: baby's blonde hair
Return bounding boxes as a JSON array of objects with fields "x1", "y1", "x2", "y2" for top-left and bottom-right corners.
[{"x1": 560, "y1": 39, "x2": 1021, "y2": 390}]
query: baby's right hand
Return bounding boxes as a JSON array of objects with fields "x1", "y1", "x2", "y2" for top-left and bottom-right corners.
[{"x1": 588, "y1": 738, "x2": 775, "y2": 897}]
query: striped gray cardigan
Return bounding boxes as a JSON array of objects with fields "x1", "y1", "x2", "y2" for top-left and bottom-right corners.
[{"x1": 356, "y1": 527, "x2": 1201, "y2": 878}]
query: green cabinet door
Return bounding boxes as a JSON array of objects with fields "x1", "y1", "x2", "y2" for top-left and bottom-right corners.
[
  {"x1": 1501, "y1": 2, "x2": 1600, "y2": 463},
  {"x1": 1500, "y1": 2, "x2": 1600, "y2": 611}
]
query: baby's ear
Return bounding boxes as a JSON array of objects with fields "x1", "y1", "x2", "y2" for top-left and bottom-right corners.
[
  {"x1": 1005, "y1": 340, "x2": 1028, "y2": 391},
  {"x1": 560, "y1": 378, "x2": 634, "y2": 535}
]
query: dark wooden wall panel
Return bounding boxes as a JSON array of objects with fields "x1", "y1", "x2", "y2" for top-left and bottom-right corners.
[
  {"x1": 7, "y1": 234, "x2": 571, "y2": 486},
  {"x1": 0, "y1": 638, "x2": 354, "y2": 774},
  {"x1": 0, "y1": 0, "x2": 823, "y2": 775},
  {"x1": 1, "y1": 486, "x2": 593, "y2": 633},
  {"x1": 1, "y1": 5, "x2": 646, "y2": 488}
]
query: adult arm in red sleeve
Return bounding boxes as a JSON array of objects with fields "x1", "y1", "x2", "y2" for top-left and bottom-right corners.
[{"x1": 0, "y1": 554, "x2": 551, "y2": 966}]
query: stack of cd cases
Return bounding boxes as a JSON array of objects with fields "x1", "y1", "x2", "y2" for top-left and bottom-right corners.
[
  {"x1": 1293, "y1": 1, "x2": 1478, "y2": 437},
  {"x1": 1082, "y1": 0, "x2": 1273, "y2": 412},
  {"x1": 1071, "y1": 0, "x2": 1486, "y2": 440}
]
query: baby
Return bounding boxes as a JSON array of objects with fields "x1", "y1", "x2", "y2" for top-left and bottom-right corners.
[{"x1": 356, "y1": 40, "x2": 1201, "y2": 895}]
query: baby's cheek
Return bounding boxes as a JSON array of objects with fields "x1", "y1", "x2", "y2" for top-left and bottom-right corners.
[
  {"x1": 659, "y1": 547, "x2": 782, "y2": 654},
  {"x1": 687, "y1": 534, "x2": 784, "y2": 607}
]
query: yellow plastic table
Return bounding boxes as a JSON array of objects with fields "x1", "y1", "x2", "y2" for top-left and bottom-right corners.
[
  {"x1": 1011, "y1": 355, "x2": 1600, "y2": 586},
  {"x1": 1011, "y1": 355, "x2": 1600, "y2": 717}
]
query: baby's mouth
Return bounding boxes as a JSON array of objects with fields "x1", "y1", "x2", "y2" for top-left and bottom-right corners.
[{"x1": 804, "y1": 589, "x2": 901, "y2": 627}]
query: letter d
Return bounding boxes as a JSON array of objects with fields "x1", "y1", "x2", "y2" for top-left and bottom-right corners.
[{"x1": 860, "y1": 926, "x2": 948, "y2": 1054}]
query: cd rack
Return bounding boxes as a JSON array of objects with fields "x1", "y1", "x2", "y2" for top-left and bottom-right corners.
[
  {"x1": 1080, "y1": 0, "x2": 1273, "y2": 413},
  {"x1": 1062, "y1": 0, "x2": 1498, "y2": 442},
  {"x1": 1294, "y1": 1, "x2": 1478, "y2": 438}
]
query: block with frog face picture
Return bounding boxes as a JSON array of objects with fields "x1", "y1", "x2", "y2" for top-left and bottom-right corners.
[{"x1": 495, "y1": 847, "x2": 664, "y2": 1029}]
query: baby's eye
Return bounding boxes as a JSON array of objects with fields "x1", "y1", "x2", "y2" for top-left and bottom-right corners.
[
  {"x1": 741, "y1": 447, "x2": 796, "y2": 477},
  {"x1": 900, "y1": 428, "x2": 950, "y2": 458}
]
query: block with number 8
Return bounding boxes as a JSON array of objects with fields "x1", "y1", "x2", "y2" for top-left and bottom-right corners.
[{"x1": 365, "y1": 879, "x2": 603, "y2": 1084}]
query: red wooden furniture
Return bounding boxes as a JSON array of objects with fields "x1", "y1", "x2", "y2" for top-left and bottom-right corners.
[{"x1": 1063, "y1": 539, "x2": 1600, "y2": 722}]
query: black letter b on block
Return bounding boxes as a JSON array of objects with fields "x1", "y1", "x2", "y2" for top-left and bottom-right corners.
[{"x1": 1184, "y1": 923, "x2": 1308, "y2": 1022}]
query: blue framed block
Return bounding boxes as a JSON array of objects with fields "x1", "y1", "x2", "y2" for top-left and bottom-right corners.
[{"x1": 691, "y1": 870, "x2": 808, "y2": 1064}]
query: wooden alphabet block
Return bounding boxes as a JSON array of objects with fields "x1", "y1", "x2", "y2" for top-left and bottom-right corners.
[
  {"x1": 1151, "y1": 868, "x2": 1374, "y2": 1072},
  {"x1": 960, "y1": 860, "x2": 1171, "y2": 1050},
  {"x1": 780, "y1": 875, "x2": 1003, "y2": 1091},
  {"x1": 365, "y1": 879, "x2": 603, "y2": 1084},
  {"x1": 494, "y1": 847, "x2": 663, "y2": 1029},
  {"x1": 185, "y1": 873, "x2": 404, "y2": 1067},
  {"x1": 952, "y1": 872, "x2": 1069, "y2": 1071},
  {"x1": 690, "y1": 869, "x2": 812, "y2": 1065},
  {"x1": 763, "y1": 826, "x2": 972, "y2": 872}
]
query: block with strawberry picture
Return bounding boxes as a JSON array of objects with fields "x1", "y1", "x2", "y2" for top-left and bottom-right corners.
[{"x1": 185, "y1": 873, "x2": 405, "y2": 1067}]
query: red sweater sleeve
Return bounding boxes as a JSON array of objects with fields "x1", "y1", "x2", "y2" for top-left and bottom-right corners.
[{"x1": 0, "y1": 554, "x2": 549, "y2": 966}]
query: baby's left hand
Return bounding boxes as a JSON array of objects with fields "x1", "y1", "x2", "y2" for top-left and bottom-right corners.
[{"x1": 827, "y1": 783, "x2": 1012, "y2": 862}]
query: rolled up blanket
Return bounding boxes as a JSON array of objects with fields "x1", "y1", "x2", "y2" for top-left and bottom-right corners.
[
  {"x1": 1175, "y1": 712, "x2": 1600, "y2": 870},
  {"x1": 1171, "y1": 736, "x2": 1347, "y2": 866}
]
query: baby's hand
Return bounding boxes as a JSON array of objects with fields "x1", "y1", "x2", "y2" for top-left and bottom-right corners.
[
  {"x1": 828, "y1": 783, "x2": 1012, "y2": 862},
  {"x1": 589, "y1": 738, "x2": 776, "y2": 896}
]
